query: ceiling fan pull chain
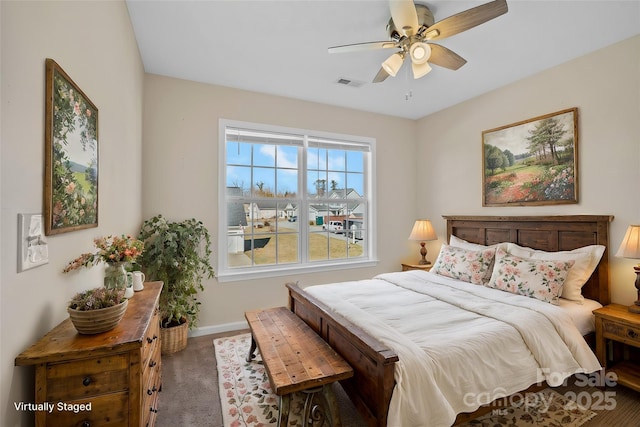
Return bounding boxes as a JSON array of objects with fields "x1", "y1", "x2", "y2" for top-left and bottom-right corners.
[{"x1": 404, "y1": 66, "x2": 413, "y2": 101}]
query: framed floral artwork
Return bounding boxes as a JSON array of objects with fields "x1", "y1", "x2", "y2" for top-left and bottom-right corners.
[
  {"x1": 44, "y1": 59, "x2": 99, "y2": 235},
  {"x1": 482, "y1": 108, "x2": 578, "y2": 207}
]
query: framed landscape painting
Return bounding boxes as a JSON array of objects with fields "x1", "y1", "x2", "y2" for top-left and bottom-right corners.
[
  {"x1": 482, "y1": 108, "x2": 578, "y2": 207},
  {"x1": 44, "y1": 59, "x2": 99, "y2": 235}
]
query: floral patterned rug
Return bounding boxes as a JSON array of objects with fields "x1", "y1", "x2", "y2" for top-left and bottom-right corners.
[
  {"x1": 215, "y1": 333, "x2": 304, "y2": 427},
  {"x1": 214, "y1": 333, "x2": 596, "y2": 427}
]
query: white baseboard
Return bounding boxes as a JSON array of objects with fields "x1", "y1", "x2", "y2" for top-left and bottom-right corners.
[{"x1": 188, "y1": 320, "x2": 249, "y2": 338}]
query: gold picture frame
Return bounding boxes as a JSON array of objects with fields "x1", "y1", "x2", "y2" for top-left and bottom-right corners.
[
  {"x1": 482, "y1": 108, "x2": 578, "y2": 207},
  {"x1": 44, "y1": 59, "x2": 99, "y2": 235}
]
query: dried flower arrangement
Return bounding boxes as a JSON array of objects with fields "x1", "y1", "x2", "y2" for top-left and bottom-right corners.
[{"x1": 68, "y1": 287, "x2": 125, "y2": 311}]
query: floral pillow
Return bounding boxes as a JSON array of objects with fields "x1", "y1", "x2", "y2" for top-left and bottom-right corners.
[
  {"x1": 431, "y1": 245, "x2": 496, "y2": 285},
  {"x1": 487, "y1": 248, "x2": 575, "y2": 305},
  {"x1": 505, "y1": 243, "x2": 605, "y2": 304}
]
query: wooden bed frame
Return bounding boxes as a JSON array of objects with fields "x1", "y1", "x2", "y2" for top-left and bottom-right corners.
[{"x1": 287, "y1": 215, "x2": 613, "y2": 427}]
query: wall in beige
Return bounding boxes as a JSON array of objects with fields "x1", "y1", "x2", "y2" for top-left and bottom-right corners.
[
  {"x1": 142, "y1": 74, "x2": 418, "y2": 332},
  {"x1": 416, "y1": 35, "x2": 640, "y2": 306},
  {"x1": 1, "y1": 1, "x2": 144, "y2": 426}
]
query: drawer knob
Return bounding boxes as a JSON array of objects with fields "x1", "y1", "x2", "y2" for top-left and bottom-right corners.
[
  {"x1": 150, "y1": 407, "x2": 158, "y2": 413},
  {"x1": 147, "y1": 388, "x2": 153, "y2": 396},
  {"x1": 149, "y1": 360, "x2": 157, "y2": 368},
  {"x1": 628, "y1": 329, "x2": 638, "y2": 339},
  {"x1": 147, "y1": 337, "x2": 153, "y2": 344},
  {"x1": 82, "y1": 422, "x2": 91, "y2": 427},
  {"x1": 82, "y1": 377, "x2": 92, "y2": 387}
]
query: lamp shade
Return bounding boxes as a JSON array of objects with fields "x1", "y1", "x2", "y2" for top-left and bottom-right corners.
[
  {"x1": 412, "y1": 61, "x2": 432, "y2": 79},
  {"x1": 409, "y1": 220, "x2": 437, "y2": 241},
  {"x1": 616, "y1": 225, "x2": 640, "y2": 259},
  {"x1": 409, "y1": 42, "x2": 431, "y2": 65}
]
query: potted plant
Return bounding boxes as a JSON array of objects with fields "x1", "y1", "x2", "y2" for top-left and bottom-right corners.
[
  {"x1": 136, "y1": 215, "x2": 214, "y2": 353},
  {"x1": 67, "y1": 287, "x2": 128, "y2": 334}
]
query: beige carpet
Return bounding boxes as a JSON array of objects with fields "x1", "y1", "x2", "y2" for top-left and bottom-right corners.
[{"x1": 214, "y1": 333, "x2": 597, "y2": 427}]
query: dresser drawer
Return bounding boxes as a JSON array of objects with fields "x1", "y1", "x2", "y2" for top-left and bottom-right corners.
[
  {"x1": 142, "y1": 310, "x2": 160, "y2": 368},
  {"x1": 46, "y1": 354, "x2": 129, "y2": 401},
  {"x1": 45, "y1": 391, "x2": 128, "y2": 426},
  {"x1": 143, "y1": 346, "x2": 161, "y2": 398},
  {"x1": 602, "y1": 319, "x2": 640, "y2": 347},
  {"x1": 142, "y1": 356, "x2": 161, "y2": 427}
]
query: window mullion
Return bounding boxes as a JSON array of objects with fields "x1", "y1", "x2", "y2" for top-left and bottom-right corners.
[{"x1": 300, "y1": 136, "x2": 308, "y2": 264}]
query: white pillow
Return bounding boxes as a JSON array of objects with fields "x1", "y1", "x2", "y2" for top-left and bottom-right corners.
[
  {"x1": 450, "y1": 235, "x2": 487, "y2": 251},
  {"x1": 487, "y1": 247, "x2": 575, "y2": 305},
  {"x1": 505, "y1": 243, "x2": 605, "y2": 304},
  {"x1": 450, "y1": 235, "x2": 507, "y2": 252}
]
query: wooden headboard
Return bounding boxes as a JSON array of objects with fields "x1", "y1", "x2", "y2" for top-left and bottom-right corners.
[{"x1": 444, "y1": 215, "x2": 613, "y2": 305}]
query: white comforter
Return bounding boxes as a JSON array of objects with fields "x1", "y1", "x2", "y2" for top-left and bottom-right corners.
[{"x1": 305, "y1": 270, "x2": 601, "y2": 427}]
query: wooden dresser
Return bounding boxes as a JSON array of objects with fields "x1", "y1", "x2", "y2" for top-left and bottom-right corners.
[{"x1": 16, "y1": 282, "x2": 163, "y2": 427}]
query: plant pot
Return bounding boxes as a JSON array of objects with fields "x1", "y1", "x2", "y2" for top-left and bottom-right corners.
[
  {"x1": 160, "y1": 318, "x2": 188, "y2": 354},
  {"x1": 68, "y1": 299, "x2": 128, "y2": 334}
]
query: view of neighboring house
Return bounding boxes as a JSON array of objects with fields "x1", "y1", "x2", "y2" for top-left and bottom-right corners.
[{"x1": 226, "y1": 187, "x2": 364, "y2": 226}]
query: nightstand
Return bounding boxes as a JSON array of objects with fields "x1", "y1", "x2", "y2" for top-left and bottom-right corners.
[
  {"x1": 401, "y1": 263, "x2": 432, "y2": 272},
  {"x1": 593, "y1": 304, "x2": 640, "y2": 391}
]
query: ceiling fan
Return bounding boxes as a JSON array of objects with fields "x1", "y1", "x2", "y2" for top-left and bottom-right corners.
[{"x1": 328, "y1": 0, "x2": 508, "y2": 82}]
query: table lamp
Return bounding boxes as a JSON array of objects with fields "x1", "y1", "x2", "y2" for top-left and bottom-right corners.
[
  {"x1": 615, "y1": 224, "x2": 640, "y2": 313},
  {"x1": 408, "y1": 220, "x2": 437, "y2": 265}
]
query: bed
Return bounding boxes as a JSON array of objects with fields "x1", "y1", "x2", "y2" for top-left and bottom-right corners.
[{"x1": 286, "y1": 215, "x2": 613, "y2": 427}]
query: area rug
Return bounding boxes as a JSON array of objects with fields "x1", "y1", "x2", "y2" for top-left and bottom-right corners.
[
  {"x1": 214, "y1": 333, "x2": 596, "y2": 427},
  {"x1": 214, "y1": 333, "x2": 296, "y2": 427}
]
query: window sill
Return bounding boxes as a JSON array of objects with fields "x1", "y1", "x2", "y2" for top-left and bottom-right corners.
[{"x1": 216, "y1": 259, "x2": 379, "y2": 283}]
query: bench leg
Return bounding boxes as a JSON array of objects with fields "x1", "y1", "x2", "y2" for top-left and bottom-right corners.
[
  {"x1": 246, "y1": 334, "x2": 257, "y2": 362},
  {"x1": 278, "y1": 385, "x2": 341, "y2": 427},
  {"x1": 277, "y1": 394, "x2": 291, "y2": 427},
  {"x1": 299, "y1": 384, "x2": 342, "y2": 427}
]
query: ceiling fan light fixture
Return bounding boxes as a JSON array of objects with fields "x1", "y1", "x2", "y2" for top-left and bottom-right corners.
[
  {"x1": 409, "y1": 42, "x2": 431, "y2": 64},
  {"x1": 412, "y1": 61, "x2": 432, "y2": 79},
  {"x1": 381, "y1": 52, "x2": 404, "y2": 77},
  {"x1": 424, "y1": 29, "x2": 440, "y2": 40}
]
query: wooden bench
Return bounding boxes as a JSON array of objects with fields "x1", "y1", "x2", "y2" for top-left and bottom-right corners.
[{"x1": 245, "y1": 307, "x2": 354, "y2": 427}]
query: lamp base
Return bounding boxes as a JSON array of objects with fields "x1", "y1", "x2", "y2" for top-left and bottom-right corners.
[
  {"x1": 418, "y1": 242, "x2": 429, "y2": 265},
  {"x1": 630, "y1": 267, "x2": 640, "y2": 313}
]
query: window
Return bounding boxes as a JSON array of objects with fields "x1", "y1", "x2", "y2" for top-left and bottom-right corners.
[{"x1": 218, "y1": 119, "x2": 376, "y2": 281}]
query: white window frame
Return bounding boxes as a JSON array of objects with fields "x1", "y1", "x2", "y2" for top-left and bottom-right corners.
[{"x1": 217, "y1": 119, "x2": 377, "y2": 282}]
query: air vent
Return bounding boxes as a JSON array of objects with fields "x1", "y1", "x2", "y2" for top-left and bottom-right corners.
[{"x1": 335, "y1": 78, "x2": 364, "y2": 88}]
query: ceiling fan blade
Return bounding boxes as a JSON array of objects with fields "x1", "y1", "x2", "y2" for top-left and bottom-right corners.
[
  {"x1": 389, "y1": 0, "x2": 419, "y2": 37},
  {"x1": 372, "y1": 67, "x2": 390, "y2": 83},
  {"x1": 426, "y1": 0, "x2": 508, "y2": 41},
  {"x1": 428, "y1": 44, "x2": 467, "y2": 70},
  {"x1": 328, "y1": 41, "x2": 399, "y2": 54}
]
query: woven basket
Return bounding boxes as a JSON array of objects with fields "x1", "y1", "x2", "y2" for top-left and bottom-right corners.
[
  {"x1": 160, "y1": 319, "x2": 188, "y2": 354},
  {"x1": 68, "y1": 299, "x2": 128, "y2": 334}
]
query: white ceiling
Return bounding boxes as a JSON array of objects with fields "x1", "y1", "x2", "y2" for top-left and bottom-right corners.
[{"x1": 126, "y1": 0, "x2": 640, "y2": 120}]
